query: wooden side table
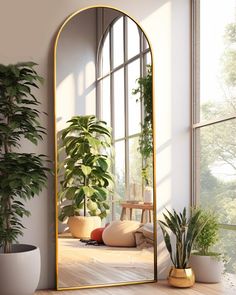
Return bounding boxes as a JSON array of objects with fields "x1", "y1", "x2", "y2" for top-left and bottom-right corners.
[{"x1": 120, "y1": 202, "x2": 153, "y2": 223}]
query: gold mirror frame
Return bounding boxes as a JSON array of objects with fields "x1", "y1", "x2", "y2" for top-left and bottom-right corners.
[{"x1": 54, "y1": 5, "x2": 157, "y2": 291}]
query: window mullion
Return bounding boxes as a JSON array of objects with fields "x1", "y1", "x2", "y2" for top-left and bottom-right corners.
[
  {"x1": 124, "y1": 16, "x2": 130, "y2": 201},
  {"x1": 192, "y1": 128, "x2": 200, "y2": 206},
  {"x1": 193, "y1": 114, "x2": 236, "y2": 129},
  {"x1": 140, "y1": 33, "x2": 145, "y2": 198},
  {"x1": 124, "y1": 66, "x2": 130, "y2": 198},
  {"x1": 193, "y1": 0, "x2": 201, "y2": 125},
  {"x1": 110, "y1": 25, "x2": 116, "y2": 220},
  {"x1": 97, "y1": 49, "x2": 151, "y2": 80},
  {"x1": 220, "y1": 224, "x2": 236, "y2": 231}
]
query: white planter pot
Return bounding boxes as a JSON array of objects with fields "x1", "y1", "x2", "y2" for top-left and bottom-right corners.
[
  {"x1": 0, "y1": 244, "x2": 40, "y2": 295},
  {"x1": 190, "y1": 254, "x2": 223, "y2": 283},
  {"x1": 144, "y1": 186, "x2": 153, "y2": 203},
  {"x1": 68, "y1": 216, "x2": 101, "y2": 239}
]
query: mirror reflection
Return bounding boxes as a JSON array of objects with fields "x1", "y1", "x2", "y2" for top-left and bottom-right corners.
[{"x1": 55, "y1": 7, "x2": 155, "y2": 289}]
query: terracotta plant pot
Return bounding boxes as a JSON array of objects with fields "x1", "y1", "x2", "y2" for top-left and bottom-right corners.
[
  {"x1": 0, "y1": 244, "x2": 40, "y2": 295},
  {"x1": 68, "y1": 216, "x2": 101, "y2": 239},
  {"x1": 168, "y1": 267, "x2": 195, "y2": 288},
  {"x1": 190, "y1": 254, "x2": 223, "y2": 283}
]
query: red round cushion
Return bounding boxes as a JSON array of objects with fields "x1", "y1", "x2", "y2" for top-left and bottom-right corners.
[{"x1": 90, "y1": 227, "x2": 106, "y2": 243}]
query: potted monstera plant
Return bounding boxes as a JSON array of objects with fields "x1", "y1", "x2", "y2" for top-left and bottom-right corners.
[
  {"x1": 58, "y1": 115, "x2": 113, "y2": 239},
  {"x1": 158, "y1": 207, "x2": 207, "y2": 288},
  {"x1": 132, "y1": 65, "x2": 153, "y2": 203},
  {"x1": 0, "y1": 62, "x2": 50, "y2": 295},
  {"x1": 190, "y1": 208, "x2": 223, "y2": 283}
]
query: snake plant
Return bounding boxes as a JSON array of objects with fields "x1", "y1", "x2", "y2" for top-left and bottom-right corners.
[{"x1": 158, "y1": 207, "x2": 207, "y2": 269}]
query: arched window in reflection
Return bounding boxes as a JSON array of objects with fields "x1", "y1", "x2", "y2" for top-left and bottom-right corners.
[{"x1": 97, "y1": 16, "x2": 151, "y2": 221}]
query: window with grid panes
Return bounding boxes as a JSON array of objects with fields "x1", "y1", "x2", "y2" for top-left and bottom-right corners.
[
  {"x1": 97, "y1": 16, "x2": 151, "y2": 221},
  {"x1": 192, "y1": 0, "x2": 236, "y2": 278}
]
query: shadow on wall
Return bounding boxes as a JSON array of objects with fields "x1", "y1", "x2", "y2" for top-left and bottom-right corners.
[
  {"x1": 56, "y1": 9, "x2": 97, "y2": 130},
  {"x1": 56, "y1": 7, "x2": 125, "y2": 132}
]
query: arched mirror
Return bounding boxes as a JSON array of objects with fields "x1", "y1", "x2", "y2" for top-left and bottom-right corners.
[{"x1": 54, "y1": 6, "x2": 156, "y2": 290}]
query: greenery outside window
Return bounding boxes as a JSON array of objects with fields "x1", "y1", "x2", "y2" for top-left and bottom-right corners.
[{"x1": 192, "y1": 0, "x2": 236, "y2": 277}]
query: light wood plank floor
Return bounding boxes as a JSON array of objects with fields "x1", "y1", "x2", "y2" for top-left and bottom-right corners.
[
  {"x1": 58, "y1": 238, "x2": 154, "y2": 287},
  {"x1": 35, "y1": 280, "x2": 236, "y2": 295}
]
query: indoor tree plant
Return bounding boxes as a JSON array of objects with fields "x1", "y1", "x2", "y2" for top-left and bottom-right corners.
[
  {"x1": 132, "y1": 65, "x2": 153, "y2": 203},
  {"x1": 158, "y1": 207, "x2": 207, "y2": 288},
  {"x1": 190, "y1": 208, "x2": 223, "y2": 283},
  {"x1": 0, "y1": 62, "x2": 50, "y2": 295},
  {"x1": 58, "y1": 115, "x2": 113, "y2": 239}
]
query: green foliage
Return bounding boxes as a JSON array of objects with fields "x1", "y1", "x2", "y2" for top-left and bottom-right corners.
[
  {"x1": 199, "y1": 22, "x2": 236, "y2": 272},
  {"x1": 225, "y1": 23, "x2": 236, "y2": 44},
  {"x1": 132, "y1": 65, "x2": 153, "y2": 185},
  {"x1": 0, "y1": 62, "x2": 50, "y2": 253},
  {"x1": 223, "y1": 50, "x2": 236, "y2": 87},
  {"x1": 199, "y1": 23, "x2": 236, "y2": 270},
  {"x1": 223, "y1": 23, "x2": 236, "y2": 87},
  {"x1": 58, "y1": 115, "x2": 113, "y2": 221},
  {"x1": 158, "y1": 208, "x2": 207, "y2": 269},
  {"x1": 193, "y1": 209, "x2": 219, "y2": 255}
]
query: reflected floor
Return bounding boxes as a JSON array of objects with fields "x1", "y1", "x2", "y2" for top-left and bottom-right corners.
[{"x1": 58, "y1": 236, "x2": 154, "y2": 288}]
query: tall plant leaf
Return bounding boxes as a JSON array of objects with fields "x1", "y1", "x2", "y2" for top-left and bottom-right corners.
[
  {"x1": 58, "y1": 115, "x2": 113, "y2": 220},
  {"x1": 0, "y1": 62, "x2": 50, "y2": 253},
  {"x1": 158, "y1": 207, "x2": 207, "y2": 269}
]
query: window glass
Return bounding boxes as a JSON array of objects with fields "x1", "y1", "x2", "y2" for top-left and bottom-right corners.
[
  {"x1": 143, "y1": 37, "x2": 149, "y2": 50},
  {"x1": 217, "y1": 229, "x2": 236, "y2": 276},
  {"x1": 100, "y1": 77, "x2": 111, "y2": 126},
  {"x1": 128, "y1": 59, "x2": 141, "y2": 136},
  {"x1": 145, "y1": 52, "x2": 152, "y2": 68},
  {"x1": 98, "y1": 14, "x2": 152, "y2": 222},
  {"x1": 100, "y1": 33, "x2": 110, "y2": 76},
  {"x1": 194, "y1": 0, "x2": 236, "y2": 284},
  {"x1": 198, "y1": 119, "x2": 236, "y2": 225},
  {"x1": 113, "y1": 68, "x2": 125, "y2": 139},
  {"x1": 113, "y1": 17, "x2": 124, "y2": 68},
  {"x1": 114, "y1": 140, "x2": 125, "y2": 203},
  {"x1": 128, "y1": 137, "x2": 143, "y2": 202},
  {"x1": 198, "y1": 0, "x2": 236, "y2": 122},
  {"x1": 127, "y1": 18, "x2": 140, "y2": 59}
]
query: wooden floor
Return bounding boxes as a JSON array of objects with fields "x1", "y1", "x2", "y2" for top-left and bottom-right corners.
[
  {"x1": 58, "y1": 238, "x2": 154, "y2": 287},
  {"x1": 35, "y1": 280, "x2": 236, "y2": 295}
]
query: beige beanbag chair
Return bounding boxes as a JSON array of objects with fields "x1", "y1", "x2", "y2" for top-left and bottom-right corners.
[{"x1": 102, "y1": 220, "x2": 140, "y2": 247}]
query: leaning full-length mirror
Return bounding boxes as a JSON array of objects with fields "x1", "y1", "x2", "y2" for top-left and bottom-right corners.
[{"x1": 54, "y1": 6, "x2": 156, "y2": 290}]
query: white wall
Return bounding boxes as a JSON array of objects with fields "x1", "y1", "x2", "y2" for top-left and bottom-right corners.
[
  {"x1": 56, "y1": 9, "x2": 97, "y2": 132},
  {"x1": 56, "y1": 7, "x2": 123, "y2": 132},
  {"x1": 0, "y1": 0, "x2": 191, "y2": 289}
]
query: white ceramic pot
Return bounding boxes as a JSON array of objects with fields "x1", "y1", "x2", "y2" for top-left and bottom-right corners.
[
  {"x1": 190, "y1": 254, "x2": 223, "y2": 283},
  {"x1": 144, "y1": 186, "x2": 153, "y2": 203},
  {"x1": 68, "y1": 216, "x2": 101, "y2": 239},
  {"x1": 0, "y1": 244, "x2": 40, "y2": 295}
]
